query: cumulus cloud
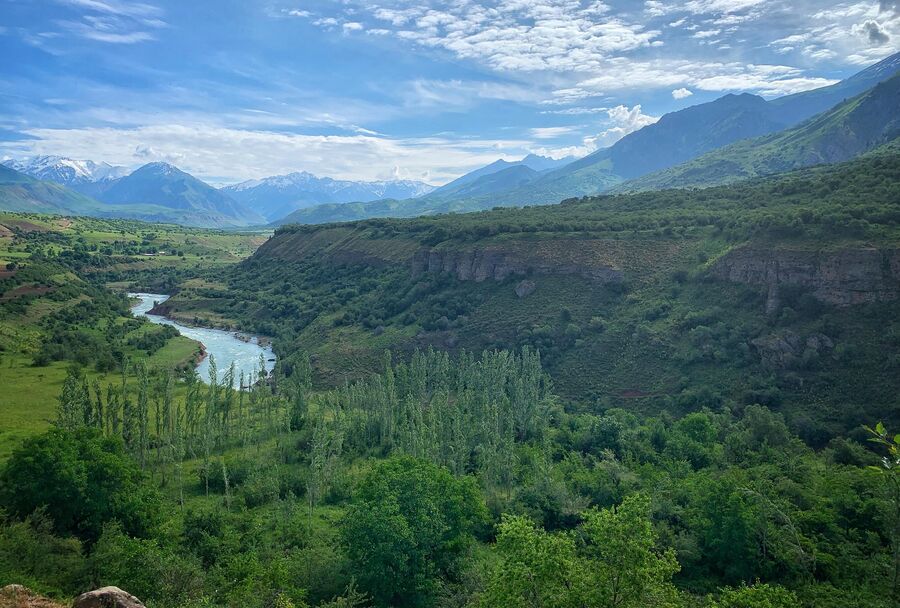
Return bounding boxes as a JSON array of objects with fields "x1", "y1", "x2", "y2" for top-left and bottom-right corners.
[
  {"x1": 858, "y1": 19, "x2": 891, "y2": 43},
  {"x1": 672, "y1": 87, "x2": 694, "y2": 98},
  {"x1": 302, "y1": 1, "x2": 660, "y2": 73}
]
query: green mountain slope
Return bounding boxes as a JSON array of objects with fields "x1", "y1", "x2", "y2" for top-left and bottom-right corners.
[
  {"x1": 0, "y1": 164, "x2": 263, "y2": 228},
  {"x1": 96, "y1": 162, "x2": 264, "y2": 227},
  {"x1": 0, "y1": 164, "x2": 106, "y2": 214},
  {"x1": 617, "y1": 74, "x2": 900, "y2": 192}
]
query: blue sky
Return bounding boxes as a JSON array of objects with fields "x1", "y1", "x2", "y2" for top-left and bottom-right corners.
[{"x1": 0, "y1": 0, "x2": 897, "y2": 185}]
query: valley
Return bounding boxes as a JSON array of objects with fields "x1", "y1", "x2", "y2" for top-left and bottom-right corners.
[{"x1": 0, "y1": 36, "x2": 899, "y2": 608}]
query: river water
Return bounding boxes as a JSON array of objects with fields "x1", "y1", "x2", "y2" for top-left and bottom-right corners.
[{"x1": 128, "y1": 293, "x2": 275, "y2": 387}]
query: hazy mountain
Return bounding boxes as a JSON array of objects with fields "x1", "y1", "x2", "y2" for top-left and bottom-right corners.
[
  {"x1": 616, "y1": 73, "x2": 900, "y2": 192},
  {"x1": 95, "y1": 162, "x2": 264, "y2": 227},
  {"x1": 222, "y1": 172, "x2": 435, "y2": 221},
  {"x1": 427, "y1": 154, "x2": 572, "y2": 198},
  {"x1": 769, "y1": 51, "x2": 900, "y2": 125},
  {"x1": 0, "y1": 164, "x2": 105, "y2": 215},
  {"x1": 2, "y1": 155, "x2": 129, "y2": 187}
]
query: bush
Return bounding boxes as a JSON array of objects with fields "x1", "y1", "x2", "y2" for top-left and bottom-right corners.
[{"x1": 0, "y1": 428, "x2": 161, "y2": 543}]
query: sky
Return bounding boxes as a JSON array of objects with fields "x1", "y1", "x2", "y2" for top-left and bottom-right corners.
[{"x1": 0, "y1": 0, "x2": 897, "y2": 185}]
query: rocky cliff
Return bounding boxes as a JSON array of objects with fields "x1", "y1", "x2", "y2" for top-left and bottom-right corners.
[
  {"x1": 257, "y1": 228, "x2": 684, "y2": 285},
  {"x1": 410, "y1": 246, "x2": 624, "y2": 283},
  {"x1": 711, "y1": 246, "x2": 900, "y2": 310}
]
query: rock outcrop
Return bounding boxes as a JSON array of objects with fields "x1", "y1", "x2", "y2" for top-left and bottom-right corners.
[
  {"x1": 751, "y1": 331, "x2": 834, "y2": 369},
  {"x1": 72, "y1": 587, "x2": 145, "y2": 608},
  {"x1": 711, "y1": 246, "x2": 900, "y2": 310},
  {"x1": 411, "y1": 248, "x2": 624, "y2": 283},
  {"x1": 515, "y1": 280, "x2": 536, "y2": 298}
]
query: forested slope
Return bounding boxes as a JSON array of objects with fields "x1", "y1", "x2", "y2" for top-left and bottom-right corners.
[{"x1": 157, "y1": 149, "x2": 900, "y2": 443}]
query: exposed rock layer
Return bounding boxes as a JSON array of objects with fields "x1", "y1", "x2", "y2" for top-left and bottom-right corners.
[
  {"x1": 411, "y1": 248, "x2": 624, "y2": 283},
  {"x1": 711, "y1": 246, "x2": 900, "y2": 309}
]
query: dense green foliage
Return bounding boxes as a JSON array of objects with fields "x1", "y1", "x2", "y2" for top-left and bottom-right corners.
[
  {"x1": 479, "y1": 494, "x2": 679, "y2": 608},
  {"x1": 0, "y1": 347, "x2": 897, "y2": 607},
  {"x1": 341, "y1": 457, "x2": 486, "y2": 607},
  {"x1": 0, "y1": 150, "x2": 898, "y2": 608},
  {"x1": 0, "y1": 428, "x2": 161, "y2": 543}
]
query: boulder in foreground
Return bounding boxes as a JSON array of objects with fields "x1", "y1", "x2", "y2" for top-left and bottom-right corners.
[{"x1": 72, "y1": 588, "x2": 145, "y2": 608}]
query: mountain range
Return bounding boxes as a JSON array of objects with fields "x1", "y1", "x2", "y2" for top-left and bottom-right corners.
[
  {"x1": 222, "y1": 172, "x2": 435, "y2": 222},
  {"x1": 617, "y1": 72, "x2": 900, "y2": 192},
  {"x1": 1, "y1": 52, "x2": 898, "y2": 228},
  {"x1": 277, "y1": 51, "x2": 900, "y2": 225},
  {"x1": 0, "y1": 158, "x2": 435, "y2": 227},
  {"x1": 3, "y1": 155, "x2": 129, "y2": 186}
]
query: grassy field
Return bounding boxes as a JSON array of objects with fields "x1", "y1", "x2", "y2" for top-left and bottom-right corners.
[{"x1": 0, "y1": 335, "x2": 202, "y2": 461}]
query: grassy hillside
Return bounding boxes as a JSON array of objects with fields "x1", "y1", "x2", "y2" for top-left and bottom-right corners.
[
  {"x1": 0, "y1": 165, "x2": 108, "y2": 215},
  {"x1": 160, "y1": 151, "x2": 900, "y2": 443},
  {"x1": 618, "y1": 75, "x2": 900, "y2": 192}
]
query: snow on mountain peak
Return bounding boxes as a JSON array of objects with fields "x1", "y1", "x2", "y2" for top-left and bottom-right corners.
[{"x1": 3, "y1": 155, "x2": 129, "y2": 185}]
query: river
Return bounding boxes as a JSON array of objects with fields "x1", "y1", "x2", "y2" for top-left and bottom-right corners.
[{"x1": 128, "y1": 293, "x2": 275, "y2": 387}]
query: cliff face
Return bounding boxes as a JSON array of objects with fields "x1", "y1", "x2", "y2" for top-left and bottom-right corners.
[
  {"x1": 257, "y1": 229, "x2": 680, "y2": 285},
  {"x1": 711, "y1": 246, "x2": 900, "y2": 310},
  {"x1": 410, "y1": 247, "x2": 624, "y2": 283}
]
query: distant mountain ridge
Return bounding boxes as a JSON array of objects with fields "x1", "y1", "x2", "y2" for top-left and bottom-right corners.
[
  {"x1": 3, "y1": 155, "x2": 129, "y2": 186},
  {"x1": 0, "y1": 164, "x2": 105, "y2": 215},
  {"x1": 616, "y1": 73, "x2": 900, "y2": 192},
  {"x1": 223, "y1": 171, "x2": 435, "y2": 222},
  {"x1": 94, "y1": 162, "x2": 264, "y2": 227},
  {"x1": 0, "y1": 161, "x2": 264, "y2": 228}
]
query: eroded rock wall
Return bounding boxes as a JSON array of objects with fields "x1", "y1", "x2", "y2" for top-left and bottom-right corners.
[{"x1": 711, "y1": 246, "x2": 900, "y2": 309}]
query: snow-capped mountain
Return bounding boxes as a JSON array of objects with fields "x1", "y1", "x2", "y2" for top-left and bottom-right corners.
[
  {"x1": 223, "y1": 171, "x2": 436, "y2": 221},
  {"x1": 2, "y1": 155, "x2": 129, "y2": 186}
]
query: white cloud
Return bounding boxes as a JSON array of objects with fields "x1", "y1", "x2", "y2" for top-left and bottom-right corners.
[
  {"x1": 541, "y1": 107, "x2": 610, "y2": 115},
  {"x1": 3, "y1": 124, "x2": 536, "y2": 185},
  {"x1": 672, "y1": 87, "x2": 694, "y2": 98},
  {"x1": 56, "y1": 0, "x2": 162, "y2": 19},
  {"x1": 530, "y1": 126, "x2": 579, "y2": 139},
  {"x1": 646, "y1": 0, "x2": 768, "y2": 17},
  {"x1": 305, "y1": 1, "x2": 661, "y2": 73},
  {"x1": 53, "y1": 0, "x2": 164, "y2": 43},
  {"x1": 531, "y1": 103, "x2": 658, "y2": 157},
  {"x1": 551, "y1": 59, "x2": 841, "y2": 101},
  {"x1": 401, "y1": 79, "x2": 543, "y2": 109}
]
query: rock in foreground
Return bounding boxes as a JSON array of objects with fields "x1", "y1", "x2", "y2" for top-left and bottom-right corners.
[{"x1": 72, "y1": 588, "x2": 145, "y2": 608}]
